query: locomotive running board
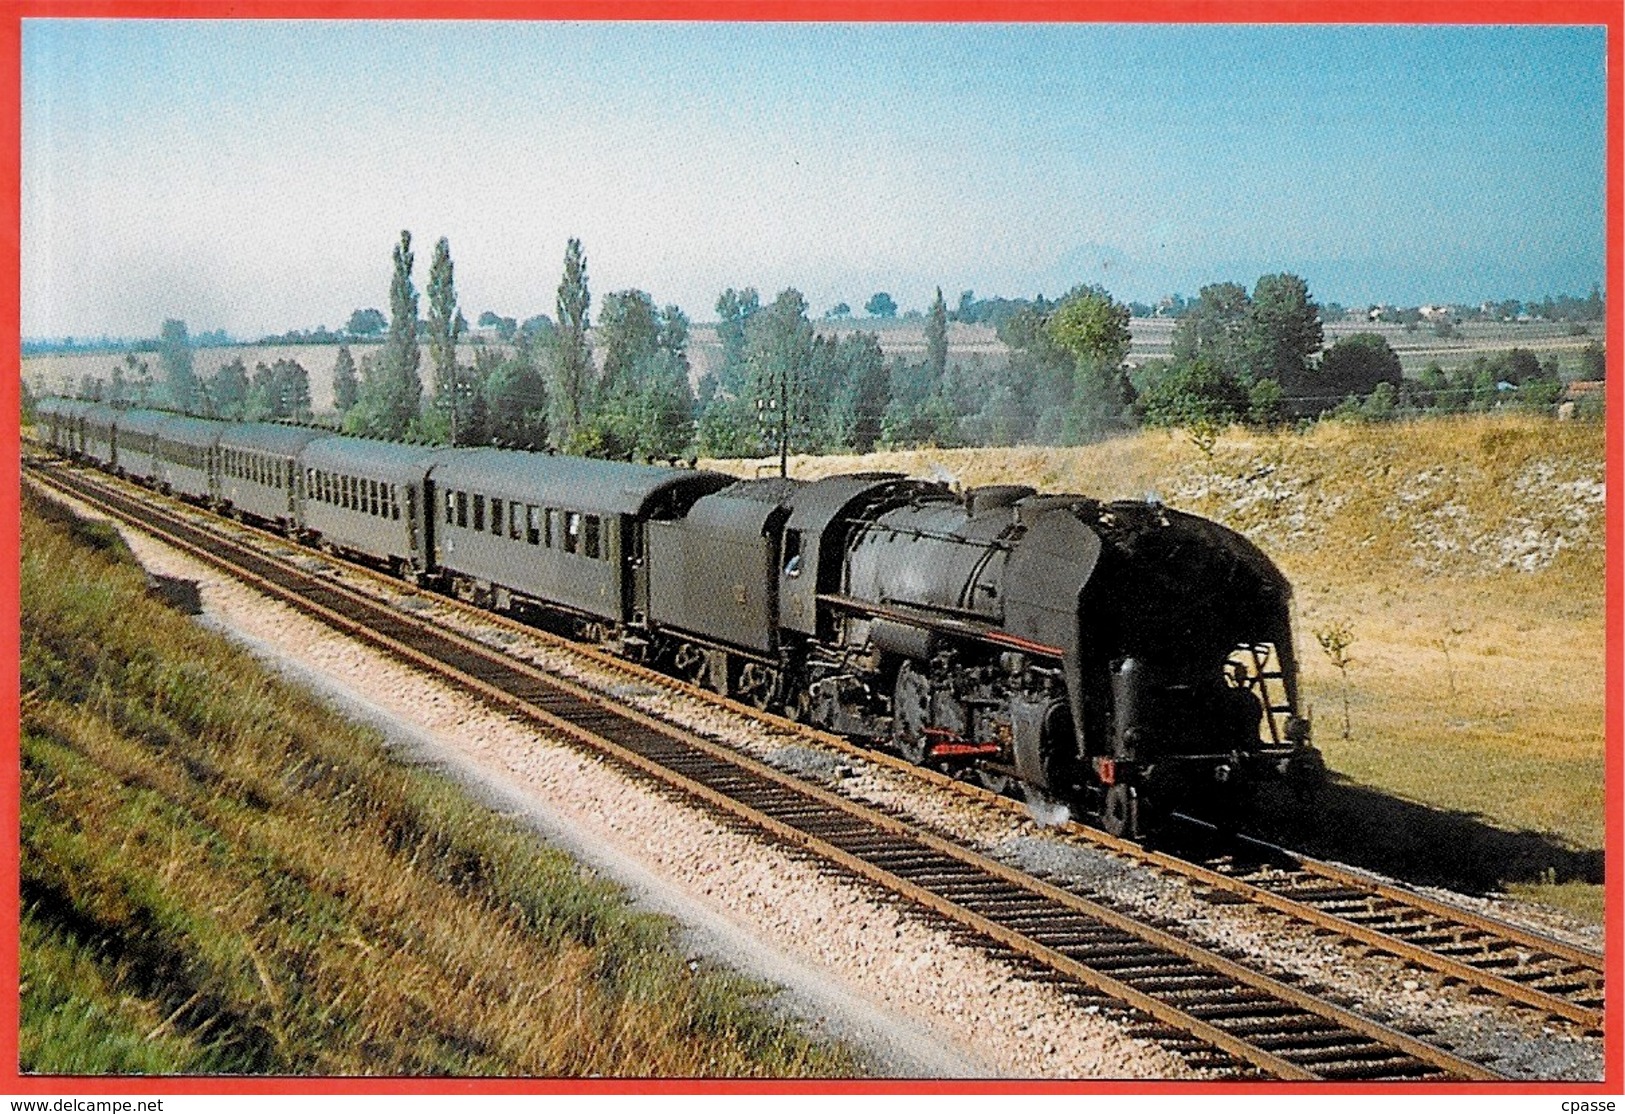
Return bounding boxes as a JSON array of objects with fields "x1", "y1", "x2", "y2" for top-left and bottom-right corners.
[{"x1": 819, "y1": 592, "x2": 1065, "y2": 658}]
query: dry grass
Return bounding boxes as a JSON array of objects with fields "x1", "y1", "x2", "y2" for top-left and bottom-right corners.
[{"x1": 709, "y1": 412, "x2": 1607, "y2": 918}]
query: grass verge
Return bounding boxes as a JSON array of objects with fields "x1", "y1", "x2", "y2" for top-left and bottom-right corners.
[{"x1": 20, "y1": 488, "x2": 854, "y2": 1077}]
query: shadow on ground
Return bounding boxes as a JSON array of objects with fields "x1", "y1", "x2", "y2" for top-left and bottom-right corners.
[{"x1": 1228, "y1": 775, "x2": 1604, "y2": 896}]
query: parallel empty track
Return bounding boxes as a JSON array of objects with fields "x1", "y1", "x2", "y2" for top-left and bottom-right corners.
[{"x1": 27, "y1": 459, "x2": 1524, "y2": 1082}]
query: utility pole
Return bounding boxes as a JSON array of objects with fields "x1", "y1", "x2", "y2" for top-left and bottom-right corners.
[{"x1": 779, "y1": 357, "x2": 789, "y2": 478}]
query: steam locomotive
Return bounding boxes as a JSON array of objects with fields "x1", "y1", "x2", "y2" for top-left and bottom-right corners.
[{"x1": 34, "y1": 397, "x2": 1321, "y2": 838}]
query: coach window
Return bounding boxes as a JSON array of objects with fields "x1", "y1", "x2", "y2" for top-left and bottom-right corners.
[
  {"x1": 456, "y1": 490, "x2": 468, "y2": 529},
  {"x1": 564, "y1": 511, "x2": 581, "y2": 554},
  {"x1": 783, "y1": 530, "x2": 804, "y2": 578},
  {"x1": 445, "y1": 489, "x2": 455, "y2": 525},
  {"x1": 372, "y1": 480, "x2": 382, "y2": 517},
  {"x1": 491, "y1": 497, "x2": 504, "y2": 536},
  {"x1": 526, "y1": 505, "x2": 540, "y2": 545},
  {"x1": 391, "y1": 485, "x2": 400, "y2": 521},
  {"x1": 583, "y1": 515, "x2": 601, "y2": 560},
  {"x1": 509, "y1": 502, "x2": 522, "y2": 540},
  {"x1": 473, "y1": 494, "x2": 485, "y2": 532}
]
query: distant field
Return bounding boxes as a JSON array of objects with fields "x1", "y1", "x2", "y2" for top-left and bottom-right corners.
[
  {"x1": 22, "y1": 319, "x2": 1597, "y2": 416},
  {"x1": 707, "y1": 413, "x2": 1607, "y2": 920}
]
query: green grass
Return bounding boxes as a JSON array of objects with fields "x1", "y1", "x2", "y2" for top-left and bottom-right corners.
[{"x1": 20, "y1": 489, "x2": 855, "y2": 1077}]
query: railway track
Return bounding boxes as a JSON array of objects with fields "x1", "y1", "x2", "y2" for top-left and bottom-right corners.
[{"x1": 28, "y1": 459, "x2": 1528, "y2": 1082}]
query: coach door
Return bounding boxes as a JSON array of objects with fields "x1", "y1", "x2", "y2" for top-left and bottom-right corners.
[{"x1": 623, "y1": 517, "x2": 649, "y2": 626}]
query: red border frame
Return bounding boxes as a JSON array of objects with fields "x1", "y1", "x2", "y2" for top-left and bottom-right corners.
[{"x1": 0, "y1": 5, "x2": 1618, "y2": 1097}]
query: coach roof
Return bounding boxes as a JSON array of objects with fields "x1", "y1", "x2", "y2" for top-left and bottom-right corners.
[
  {"x1": 429, "y1": 447, "x2": 733, "y2": 518},
  {"x1": 158, "y1": 415, "x2": 225, "y2": 448},
  {"x1": 218, "y1": 422, "x2": 328, "y2": 458},
  {"x1": 300, "y1": 435, "x2": 446, "y2": 486},
  {"x1": 115, "y1": 409, "x2": 173, "y2": 437}
]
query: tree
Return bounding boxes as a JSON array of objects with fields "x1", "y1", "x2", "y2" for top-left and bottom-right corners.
[
  {"x1": 331, "y1": 345, "x2": 359, "y2": 416},
  {"x1": 1313, "y1": 333, "x2": 1403, "y2": 411},
  {"x1": 865, "y1": 292, "x2": 897, "y2": 318},
  {"x1": 698, "y1": 287, "x2": 763, "y2": 453},
  {"x1": 1580, "y1": 341, "x2": 1606, "y2": 380},
  {"x1": 1244, "y1": 273, "x2": 1322, "y2": 388},
  {"x1": 106, "y1": 361, "x2": 127, "y2": 406},
  {"x1": 211, "y1": 356, "x2": 251, "y2": 419},
  {"x1": 1171, "y1": 282, "x2": 1252, "y2": 378},
  {"x1": 599, "y1": 289, "x2": 662, "y2": 397},
  {"x1": 746, "y1": 289, "x2": 815, "y2": 473},
  {"x1": 1046, "y1": 285, "x2": 1134, "y2": 438},
  {"x1": 714, "y1": 287, "x2": 760, "y2": 394},
  {"x1": 825, "y1": 302, "x2": 851, "y2": 319},
  {"x1": 552, "y1": 237, "x2": 592, "y2": 445},
  {"x1": 349, "y1": 232, "x2": 424, "y2": 438},
  {"x1": 426, "y1": 237, "x2": 468, "y2": 444},
  {"x1": 279, "y1": 358, "x2": 313, "y2": 421},
  {"x1": 658, "y1": 305, "x2": 689, "y2": 363},
  {"x1": 158, "y1": 319, "x2": 200, "y2": 413},
  {"x1": 837, "y1": 332, "x2": 890, "y2": 453},
  {"x1": 346, "y1": 308, "x2": 387, "y2": 337},
  {"x1": 1137, "y1": 356, "x2": 1248, "y2": 428},
  {"x1": 246, "y1": 358, "x2": 310, "y2": 420},
  {"x1": 924, "y1": 287, "x2": 949, "y2": 383},
  {"x1": 479, "y1": 346, "x2": 549, "y2": 449}
]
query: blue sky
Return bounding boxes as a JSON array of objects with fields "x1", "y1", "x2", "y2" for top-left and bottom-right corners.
[{"x1": 21, "y1": 21, "x2": 1608, "y2": 338}]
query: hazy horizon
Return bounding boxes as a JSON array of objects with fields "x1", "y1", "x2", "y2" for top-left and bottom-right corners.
[{"x1": 23, "y1": 22, "x2": 1608, "y2": 340}]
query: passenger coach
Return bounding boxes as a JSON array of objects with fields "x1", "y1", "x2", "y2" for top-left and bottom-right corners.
[
  {"x1": 154, "y1": 416, "x2": 222, "y2": 502},
  {"x1": 218, "y1": 423, "x2": 326, "y2": 530},
  {"x1": 115, "y1": 410, "x2": 171, "y2": 485},
  {"x1": 301, "y1": 437, "x2": 441, "y2": 579},
  {"x1": 429, "y1": 449, "x2": 731, "y2": 629},
  {"x1": 81, "y1": 404, "x2": 119, "y2": 468}
]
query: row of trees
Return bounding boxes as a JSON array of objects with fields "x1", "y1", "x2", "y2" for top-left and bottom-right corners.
[{"x1": 67, "y1": 242, "x2": 1605, "y2": 461}]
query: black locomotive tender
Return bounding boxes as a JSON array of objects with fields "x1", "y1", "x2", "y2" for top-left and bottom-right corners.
[{"x1": 33, "y1": 398, "x2": 1319, "y2": 838}]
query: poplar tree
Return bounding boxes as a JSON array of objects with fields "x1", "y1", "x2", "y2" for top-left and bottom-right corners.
[
  {"x1": 552, "y1": 238, "x2": 592, "y2": 445},
  {"x1": 426, "y1": 237, "x2": 467, "y2": 443},
  {"x1": 925, "y1": 287, "x2": 949, "y2": 383},
  {"x1": 367, "y1": 230, "x2": 423, "y2": 437},
  {"x1": 159, "y1": 319, "x2": 200, "y2": 413},
  {"x1": 332, "y1": 345, "x2": 359, "y2": 416}
]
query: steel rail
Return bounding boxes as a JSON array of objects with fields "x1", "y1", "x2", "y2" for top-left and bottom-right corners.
[
  {"x1": 25, "y1": 462, "x2": 1510, "y2": 1083},
  {"x1": 27, "y1": 455, "x2": 1603, "y2": 1032}
]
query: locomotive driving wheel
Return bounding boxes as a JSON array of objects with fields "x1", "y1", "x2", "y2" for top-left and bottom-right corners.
[
  {"x1": 891, "y1": 662, "x2": 931, "y2": 765},
  {"x1": 672, "y1": 643, "x2": 708, "y2": 686},
  {"x1": 736, "y1": 662, "x2": 778, "y2": 711},
  {"x1": 1100, "y1": 783, "x2": 1139, "y2": 839}
]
